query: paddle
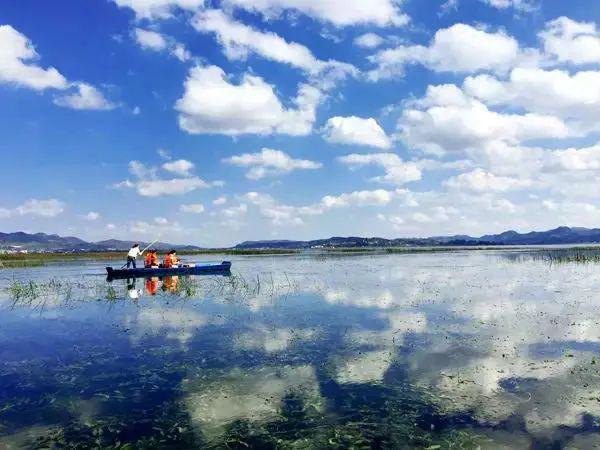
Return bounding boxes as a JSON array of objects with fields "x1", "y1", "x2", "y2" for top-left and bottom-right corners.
[
  {"x1": 120, "y1": 239, "x2": 159, "y2": 269},
  {"x1": 141, "y1": 239, "x2": 158, "y2": 254}
]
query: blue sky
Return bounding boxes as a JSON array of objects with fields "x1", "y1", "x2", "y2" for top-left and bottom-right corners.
[{"x1": 1, "y1": 0, "x2": 600, "y2": 246}]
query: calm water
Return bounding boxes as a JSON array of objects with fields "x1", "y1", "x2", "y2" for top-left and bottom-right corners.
[{"x1": 2, "y1": 251, "x2": 600, "y2": 448}]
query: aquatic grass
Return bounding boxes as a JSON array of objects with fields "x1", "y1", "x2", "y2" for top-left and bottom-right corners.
[
  {"x1": 175, "y1": 276, "x2": 200, "y2": 297},
  {"x1": 4, "y1": 277, "x2": 129, "y2": 306},
  {"x1": 8, "y1": 279, "x2": 40, "y2": 303},
  {"x1": 105, "y1": 285, "x2": 117, "y2": 300},
  {"x1": 504, "y1": 247, "x2": 600, "y2": 264},
  {"x1": 0, "y1": 259, "x2": 46, "y2": 268},
  {"x1": 3, "y1": 271, "x2": 291, "y2": 307}
]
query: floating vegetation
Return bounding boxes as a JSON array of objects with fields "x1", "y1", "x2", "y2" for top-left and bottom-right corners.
[
  {"x1": 4, "y1": 277, "x2": 126, "y2": 307},
  {"x1": 2, "y1": 270, "x2": 299, "y2": 308}
]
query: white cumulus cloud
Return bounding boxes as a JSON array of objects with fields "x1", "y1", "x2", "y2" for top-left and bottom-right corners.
[
  {"x1": 338, "y1": 153, "x2": 422, "y2": 186},
  {"x1": 213, "y1": 196, "x2": 227, "y2": 205},
  {"x1": 112, "y1": 0, "x2": 204, "y2": 20},
  {"x1": 135, "y1": 178, "x2": 211, "y2": 196},
  {"x1": 481, "y1": 0, "x2": 536, "y2": 11},
  {"x1": 222, "y1": 0, "x2": 409, "y2": 27},
  {"x1": 180, "y1": 203, "x2": 205, "y2": 213},
  {"x1": 193, "y1": 9, "x2": 355, "y2": 79},
  {"x1": 540, "y1": 17, "x2": 600, "y2": 65},
  {"x1": 134, "y1": 28, "x2": 168, "y2": 50},
  {"x1": 398, "y1": 84, "x2": 570, "y2": 155},
  {"x1": 0, "y1": 25, "x2": 114, "y2": 109},
  {"x1": 323, "y1": 116, "x2": 392, "y2": 149},
  {"x1": 464, "y1": 68, "x2": 600, "y2": 130},
  {"x1": 224, "y1": 148, "x2": 322, "y2": 179},
  {"x1": 15, "y1": 199, "x2": 66, "y2": 217},
  {"x1": 114, "y1": 160, "x2": 219, "y2": 197},
  {"x1": 83, "y1": 212, "x2": 101, "y2": 221},
  {"x1": 0, "y1": 25, "x2": 68, "y2": 90},
  {"x1": 134, "y1": 28, "x2": 191, "y2": 61},
  {"x1": 53, "y1": 82, "x2": 116, "y2": 110},
  {"x1": 354, "y1": 33, "x2": 385, "y2": 49},
  {"x1": 162, "y1": 159, "x2": 195, "y2": 176},
  {"x1": 368, "y1": 23, "x2": 526, "y2": 80},
  {"x1": 175, "y1": 65, "x2": 322, "y2": 136},
  {"x1": 444, "y1": 168, "x2": 531, "y2": 192}
]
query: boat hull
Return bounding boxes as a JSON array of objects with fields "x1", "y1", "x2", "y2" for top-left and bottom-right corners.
[{"x1": 106, "y1": 261, "x2": 232, "y2": 280}]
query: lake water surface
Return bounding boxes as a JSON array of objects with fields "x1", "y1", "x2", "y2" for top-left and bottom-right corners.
[{"x1": 2, "y1": 251, "x2": 600, "y2": 448}]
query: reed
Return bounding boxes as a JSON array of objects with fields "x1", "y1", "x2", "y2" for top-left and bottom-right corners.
[{"x1": 504, "y1": 247, "x2": 600, "y2": 264}]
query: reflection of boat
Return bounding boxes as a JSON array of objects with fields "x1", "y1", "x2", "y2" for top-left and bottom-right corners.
[{"x1": 106, "y1": 261, "x2": 232, "y2": 280}]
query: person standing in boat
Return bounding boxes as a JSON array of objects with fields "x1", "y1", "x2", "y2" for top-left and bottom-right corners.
[
  {"x1": 164, "y1": 250, "x2": 180, "y2": 268},
  {"x1": 126, "y1": 243, "x2": 144, "y2": 269}
]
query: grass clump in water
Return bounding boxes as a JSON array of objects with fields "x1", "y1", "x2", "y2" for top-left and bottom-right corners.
[
  {"x1": 175, "y1": 276, "x2": 199, "y2": 297},
  {"x1": 505, "y1": 247, "x2": 600, "y2": 264},
  {"x1": 8, "y1": 279, "x2": 40, "y2": 303},
  {"x1": 105, "y1": 285, "x2": 117, "y2": 300}
]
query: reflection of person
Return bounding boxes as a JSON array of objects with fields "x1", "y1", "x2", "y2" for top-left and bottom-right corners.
[
  {"x1": 164, "y1": 250, "x2": 180, "y2": 268},
  {"x1": 145, "y1": 277, "x2": 159, "y2": 295},
  {"x1": 145, "y1": 250, "x2": 159, "y2": 268},
  {"x1": 162, "y1": 276, "x2": 179, "y2": 293},
  {"x1": 127, "y1": 279, "x2": 140, "y2": 300},
  {"x1": 126, "y1": 244, "x2": 144, "y2": 269}
]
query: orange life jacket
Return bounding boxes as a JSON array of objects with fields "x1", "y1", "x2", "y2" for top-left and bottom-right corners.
[
  {"x1": 164, "y1": 254, "x2": 173, "y2": 268},
  {"x1": 146, "y1": 253, "x2": 159, "y2": 267},
  {"x1": 145, "y1": 253, "x2": 153, "y2": 267}
]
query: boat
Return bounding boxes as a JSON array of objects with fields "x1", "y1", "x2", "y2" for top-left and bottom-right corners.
[{"x1": 106, "y1": 261, "x2": 232, "y2": 280}]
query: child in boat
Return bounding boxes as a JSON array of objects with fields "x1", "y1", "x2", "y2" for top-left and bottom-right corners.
[
  {"x1": 164, "y1": 250, "x2": 180, "y2": 268},
  {"x1": 126, "y1": 244, "x2": 144, "y2": 269},
  {"x1": 145, "y1": 250, "x2": 159, "y2": 268}
]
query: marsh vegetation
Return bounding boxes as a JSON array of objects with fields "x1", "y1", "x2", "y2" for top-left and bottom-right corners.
[{"x1": 502, "y1": 247, "x2": 600, "y2": 264}]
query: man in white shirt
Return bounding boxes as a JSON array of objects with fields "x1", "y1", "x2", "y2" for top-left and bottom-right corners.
[{"x1": 126, "y1": 244, "x2": 143, "y2": 269}]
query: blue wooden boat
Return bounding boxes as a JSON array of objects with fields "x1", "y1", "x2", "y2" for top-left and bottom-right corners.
[{"x1": 106, "y1": 261, "x2": 232, "y2": 280}]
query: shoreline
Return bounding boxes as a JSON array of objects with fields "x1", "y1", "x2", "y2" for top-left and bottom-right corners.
[{"x1": 2, "y1": 244, "x2": 600, "y2": 265}]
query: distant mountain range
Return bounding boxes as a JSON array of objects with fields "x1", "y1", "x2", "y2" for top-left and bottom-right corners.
[
  {"x1": 235, "y1": 226, "x2": 600, "y2": 249},
  {"x1": 0, "y1": 232, "x2": 202, "y2": 252},
  {"x1": 2, "y1": 226, "x2": 600, "y2": 252}
]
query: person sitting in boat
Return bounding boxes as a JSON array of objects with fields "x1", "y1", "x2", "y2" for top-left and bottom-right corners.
[
  {"x1": 164, "y1": 250, "x2": 180, "y2": 268},
  {"x1": 145, "y1": 249, "x2": 159, "y2": 268},
  {"x1": 126, "y1": 243, "x2": 144, "y2": 269}
]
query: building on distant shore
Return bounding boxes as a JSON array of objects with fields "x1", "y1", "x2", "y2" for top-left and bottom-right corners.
[{"x1": 0, "y1": 245, "x2": 28, "y2": 254}]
